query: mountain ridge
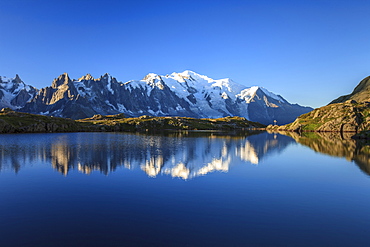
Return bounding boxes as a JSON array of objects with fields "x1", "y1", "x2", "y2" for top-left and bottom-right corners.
[{"x1": 0, "y1": 71, "x2": 313, "y2": 124}]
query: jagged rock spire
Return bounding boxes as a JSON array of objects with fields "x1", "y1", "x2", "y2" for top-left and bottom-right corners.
[
  {"x1": 52, "y1": 73, "x2": 71, "y2": 88},
  {"x1": 79, "y1": 74, "x2": 94, "y2": 81},
  {"x1": 14, "y1": 74, "x2": 22, "y2": 84},
  {"x1": 100, "y1": 73, "x2": 111, "y2": 81}
]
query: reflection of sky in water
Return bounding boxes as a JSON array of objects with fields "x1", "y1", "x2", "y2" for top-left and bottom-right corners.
[
  {"x1": 1, "y1": 132, "x2": 370, "y2": 246},
  {"x1": 0, "y1": 132, "x2": 293, "y2": 179}
]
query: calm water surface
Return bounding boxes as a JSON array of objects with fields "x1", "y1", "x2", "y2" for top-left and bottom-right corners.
[{"x1": 1, "y1": 131, "x2": 370, "y2": 246}]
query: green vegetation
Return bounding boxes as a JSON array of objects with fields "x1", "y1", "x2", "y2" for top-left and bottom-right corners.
[
  {"x1": 267, "y1": 101, "x2": 370, "y2": 134},
  {"x1": 0, "y1": 108, "x2": 82, "y2": 133},
  {"x1": 78, "y1": 114, "x2": 266, "y2": 132},
  {"x1": 0, "y1": 108, "x2": 266, "y2": 134}
]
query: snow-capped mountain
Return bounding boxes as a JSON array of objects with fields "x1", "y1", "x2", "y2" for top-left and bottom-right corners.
[
  {"x1": 0, "y1": 75, "x2": 37, "y2": 109},
  {"x1": 13, "y1": 70, "x2": 312, "y2": 124}
]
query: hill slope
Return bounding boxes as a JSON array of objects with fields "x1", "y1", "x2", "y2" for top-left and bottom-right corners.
[
  {"x1": 330, "y1": 76, "x2": 370, "y2": 103},
  {"x1": 269, "y1": 101, "x2": 370, "y2": 132},
  {"x1": 268, "y1": 75, "x2": 370, "y2": 133}
]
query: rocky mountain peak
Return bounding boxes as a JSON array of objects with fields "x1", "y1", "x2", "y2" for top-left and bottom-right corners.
[
  {"x1": 78, "y1": 74, "x2": 94, "y2": 81},
  {"x1": 97, "y1": 73, "x2": 113, "y2": 83},
  {"x1": 13, "y1": 74, "x2": 22, "y2": 84},
  {"x1": 52, "y1": 73, "x2": 72, "y2": 88}
]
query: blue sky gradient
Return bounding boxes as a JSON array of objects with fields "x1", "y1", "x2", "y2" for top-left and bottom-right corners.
[{"x1": 1, "y1": 0, "x2": 370, "y2": 108}]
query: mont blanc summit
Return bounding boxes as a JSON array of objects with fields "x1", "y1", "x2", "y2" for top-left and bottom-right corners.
[{"x1": 0, "y1": 71, "x2": 312, "y2": 124}]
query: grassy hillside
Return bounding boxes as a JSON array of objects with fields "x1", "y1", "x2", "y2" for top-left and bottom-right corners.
[
  {"x1": 267, "y1": 101, "x2": 370, "y2": 133},
  {"x1": 0, "y1": 109, "x2": 265, "y2": 133},
  {"x1": 78, "y1": 114, "x2": 266, "y2": 132},
  {"x1": 0, "y1": 108, "x2": 84, "y2": 133}
]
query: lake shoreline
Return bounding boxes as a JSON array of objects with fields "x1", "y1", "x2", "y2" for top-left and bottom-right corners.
[
  {"x1": 0, "y1": 109, "x2": 266, "y2": 134},
  {"x1": 2, "y1": 109, "x2": 369, "y2": 140},
  {"x1": 265, "y1": 127, "x2": 370, "y2": 140}
]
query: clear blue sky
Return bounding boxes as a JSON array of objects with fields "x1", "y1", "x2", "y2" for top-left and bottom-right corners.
[{"x1": 1, "y1": 0, "x2": 370, "y2": 108}]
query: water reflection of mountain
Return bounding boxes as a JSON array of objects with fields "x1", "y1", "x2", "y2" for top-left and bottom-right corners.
[
  {"x1": 0, "y1": 132, "x2": 294, "y2": 179},
  {"x1": 283, "y1": 131, "x2": 370, "y2": 176}
]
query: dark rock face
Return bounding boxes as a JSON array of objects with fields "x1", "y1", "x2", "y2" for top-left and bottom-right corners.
[
  {"x1": 16, "y1": 71, "x2": 312, "y2": 123},
  {"x1": 11, "y1": 89, "x2": 33, "y2": 106},
  {"x1": 21, "y1": 73, "x2": 96, "y2": 119}
]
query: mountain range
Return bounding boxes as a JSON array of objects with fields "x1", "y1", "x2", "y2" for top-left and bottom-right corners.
[{"x1": 0, "y1": 71, "x2": 312, "y2": 125}]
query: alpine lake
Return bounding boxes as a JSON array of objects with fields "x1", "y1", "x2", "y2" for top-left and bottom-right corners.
[{"x1": 1, "y1": 130, "x2": 370, "y2": 247}]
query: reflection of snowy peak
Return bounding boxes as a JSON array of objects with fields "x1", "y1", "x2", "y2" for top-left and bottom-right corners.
[
  {"x1": 0, "y1": 75, "x2": 37, "y2": 109},
  {"x1": 0, "y1": 132, "x2": 295, "y2": 179},
  {"x1": 12, "y1": 70, "x2": 312, "y2": 124},
  {"x1": 140, "y1": 132, "x2": 294, "y2": 179}
]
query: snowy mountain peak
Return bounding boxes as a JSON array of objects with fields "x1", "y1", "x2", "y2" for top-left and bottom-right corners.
[
  {"x1": 178, "y1": 70, "x2": 213, "y2": 82},
  {"x1": 0, "y1": 76, "x2": 11, "y2": 83},
  {"x1": 0, "y1": 74, "x2": 38, "y2": 110},
  {"x1": 236, "y1": 86, "x2": 287, "y2": 104},
  {"x1": 143, "y1": 73, "x2": 161, "y2": 81},
  {"x1": 179, "y1": 70, "x2": 201, "y2": 77}
]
